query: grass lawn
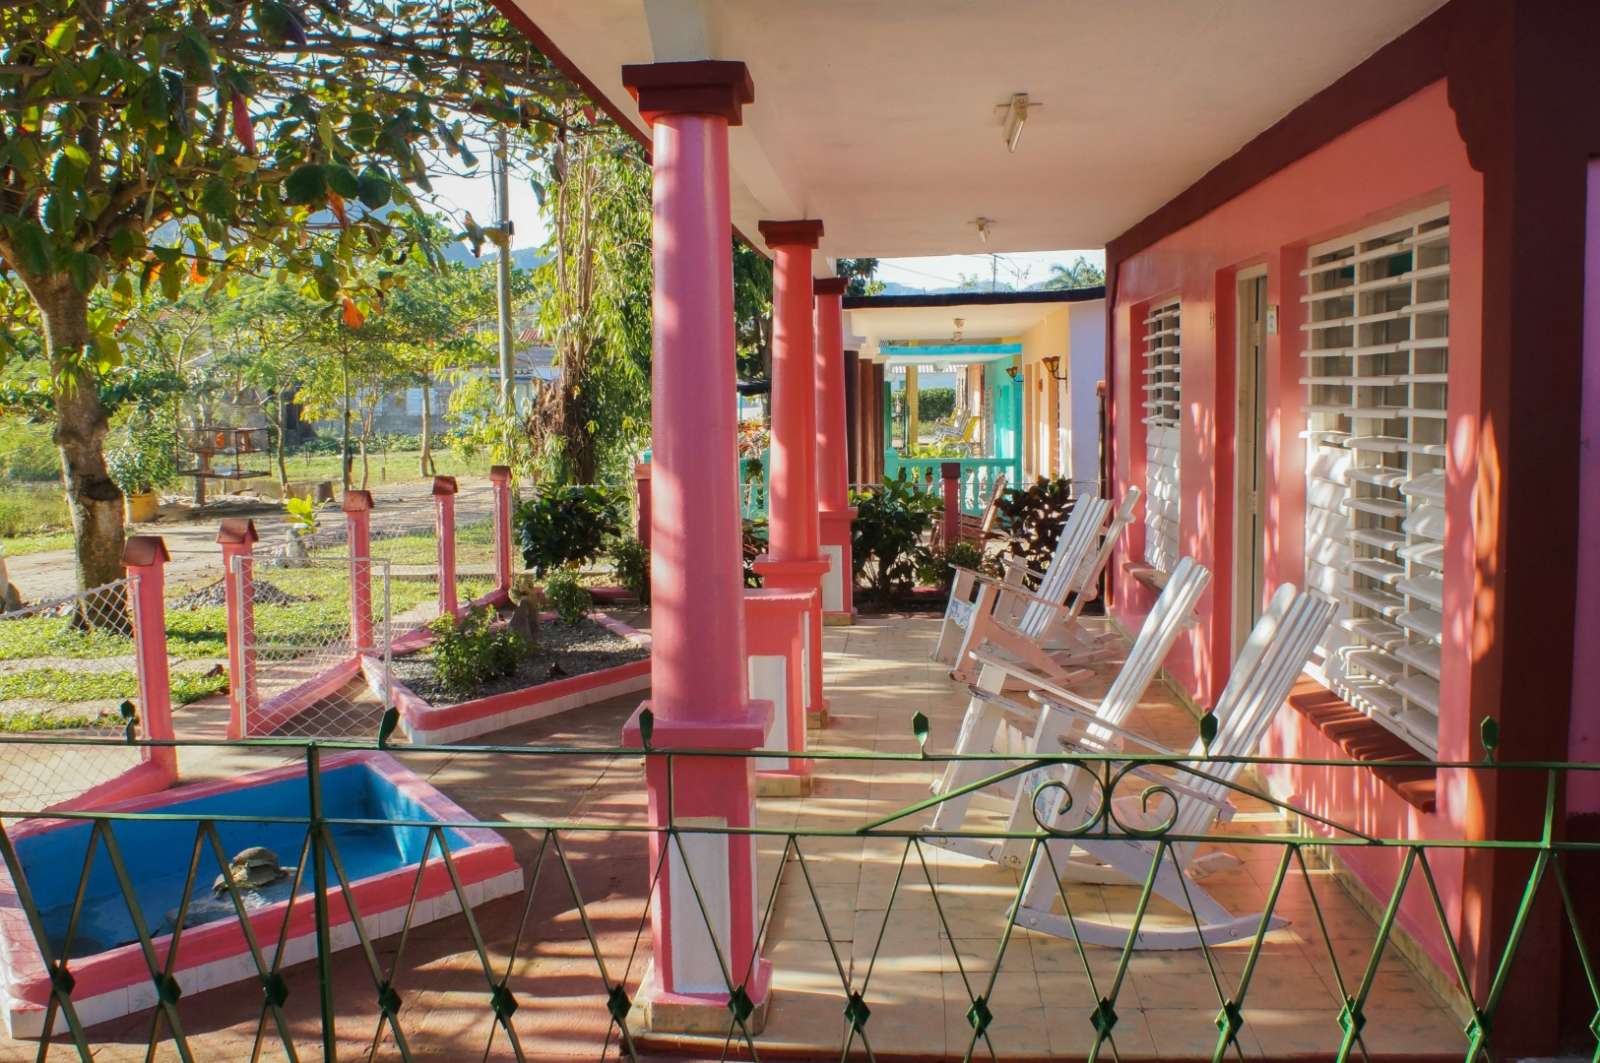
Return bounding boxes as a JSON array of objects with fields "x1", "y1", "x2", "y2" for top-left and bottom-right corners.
[
  {"x1": 279, "y1": 447, "x2": 475, "y2": 489},
  {"x1": 0, "y1": 530, "x2": 75, "y2": 557},
  {"x1": 0, "y1": 668, "x2": 228, "y2": 710}
]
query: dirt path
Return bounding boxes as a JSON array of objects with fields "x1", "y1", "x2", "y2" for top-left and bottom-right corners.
[{"x1": 4, "y1": 476, "x2": 497, "y2": 603}]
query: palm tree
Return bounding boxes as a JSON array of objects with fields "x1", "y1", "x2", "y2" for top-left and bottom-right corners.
[{"x1": 1043, "y1": 256, "x2": 1107, "y2": 290}]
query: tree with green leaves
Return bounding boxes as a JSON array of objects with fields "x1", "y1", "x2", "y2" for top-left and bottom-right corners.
[
  {"x1": 835, "y1": 257, "x2": 883, "y2": 297},
  {"x1": 733, "y1": 239, "x2": 772, "y2": 385},
  {"x1": 1043, "y1": 255, "x2": 1106, "y2": 290},
  {"x1": 532, "y1": 119, "x2": 650, "y2": 484},
  {"x1": 0, "y1": 0, "x2": 575, "y2": 589}
]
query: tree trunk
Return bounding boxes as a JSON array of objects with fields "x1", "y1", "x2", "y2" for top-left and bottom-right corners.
[
  {"x1": 37, "y1": 282, "x2": 126, "y2": 593},
  {"x1": 275, "y1": 389, "x2": 290, "y2": 489},
  {"x1": 419, "y1": 375, "x2": 434, "y2": 477}
]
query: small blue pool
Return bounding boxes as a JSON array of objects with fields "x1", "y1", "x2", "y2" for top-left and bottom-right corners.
[{"x1": 18, "y1": 760, "x2": 471, "y2": 957}]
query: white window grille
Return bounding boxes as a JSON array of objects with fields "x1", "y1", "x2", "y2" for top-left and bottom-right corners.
[
  {"x1": 1141, "y1": 299, "x2": 1181, "y2": 571},
  {"x1": 1300, "y1": 206, "x2": 1450, "y2": 757}
]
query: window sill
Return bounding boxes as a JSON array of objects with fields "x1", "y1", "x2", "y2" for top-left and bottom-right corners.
[
  {"x1": 1127, "y1": 565, "x2": 1168, "y2": 593},
  {"x1": 1285, "y1": 678, "x2": 1438, "y2": 814}
]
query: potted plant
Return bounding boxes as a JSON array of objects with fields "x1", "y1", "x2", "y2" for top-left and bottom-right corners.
[{"x1": 108, "y1": 422, "x2": 177, "y2": 523}]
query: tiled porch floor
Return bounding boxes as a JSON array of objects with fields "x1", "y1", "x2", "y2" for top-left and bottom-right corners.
[{"x1": 3, "y1": 614, "x2": 1465, "y2": 1060}]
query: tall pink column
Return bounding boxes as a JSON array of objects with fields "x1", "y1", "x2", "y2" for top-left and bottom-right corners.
[
  {"x1": 123, "y1": 536, "x2": 177, "y2": 782},
  {"x1": 753, "y1": 220, "x2": 829, "y2": 723},
  {"x1": 343, "y1": 491, "x2": 375, "y2": 652},
  {"x1": 489, "y1": 465, "x2": 513, "y2": 596},
  {"x1": 432, "y1": 475, "x2": 459, "y2": 618},
  {"x1": 217, "y1": 518, "x2": 259, "y2": 739},
  {"x1": 814, "y1": 278, "x2": 855, "y2": 622},
  {"x1": 616, "y1": 60, "x2": 773, "y2": 1033}
]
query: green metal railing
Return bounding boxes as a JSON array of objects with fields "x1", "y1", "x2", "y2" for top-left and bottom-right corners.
[{"x1": 2, "y1": 721, "x2": 1598, "y2": 1062}]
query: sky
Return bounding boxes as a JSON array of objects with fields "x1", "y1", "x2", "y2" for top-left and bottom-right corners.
[{"x1": 430, "y1": 165, "x2": 1105, "y2": 289}]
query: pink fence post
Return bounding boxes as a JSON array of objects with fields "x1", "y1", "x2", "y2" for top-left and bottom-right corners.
[
  {"x1": 489, "y1": 465, "x2": 513, "y2": 596},
  {"x1": 941, "y1": 462, "x2": 962, "y2": 550},
  {"x1": 433, "y1": 476, "x2": 459, "y2": 618},
  {"x1": 634, "y1": 462, "x2": 653, "y2": 550},
  {"x1": 123, "y1": 536, "x2": 177, "y2": 781},
  {"x1": 344, "y1": 490, "x2": 375, "y2": 653},
  {"x1": 217, "y1": 519, "x2": 260, "y2": 739}
]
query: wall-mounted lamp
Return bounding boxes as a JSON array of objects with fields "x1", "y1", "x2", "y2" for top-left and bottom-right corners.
[
  {"x1": 1040, "y1": 355, "x2": 1068, "y2": 381},
  {"x1": 1004, "y1": 365, "x2": 1020, "y2": 382}
]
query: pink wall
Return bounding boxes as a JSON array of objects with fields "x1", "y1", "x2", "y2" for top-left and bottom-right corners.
[{"x1": 1109, "y1": 81, "x2": 1484, "y2": 960}]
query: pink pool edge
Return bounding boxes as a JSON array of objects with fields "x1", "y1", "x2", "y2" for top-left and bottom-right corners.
[{"x1": 0, "y1": 751, "x2": 523, "y2": 1038}]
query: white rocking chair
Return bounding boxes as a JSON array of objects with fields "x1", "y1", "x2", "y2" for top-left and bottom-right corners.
[
  {"x1": 1006, "y1": 584, "x2": 1336, "y2": 950},
  {"x1": 926, "y1": 556, "x2": 1212, "y2": 862},
  {"x1": 948, "y1": 488, "x2": 1143, "y2": 685},
  {"x1": 930, "y1": 493, "x2": 1112, "y2": 678}
]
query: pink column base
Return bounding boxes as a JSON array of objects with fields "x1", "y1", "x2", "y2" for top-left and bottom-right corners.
[
  {"x1": 750, "y1": 556, "x2": 830, "y2": 724},
  {"x1": 818, "y1": 509, "x2": 856, "y2": 624},
  {"x1": 744, "y1": 588, "x2": 814, "y2": 793},
  {"x1": 622, "y1": 700, "x2": 773, "y2": 1018}
]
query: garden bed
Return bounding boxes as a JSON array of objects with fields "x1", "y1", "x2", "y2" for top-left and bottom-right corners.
[
  {"x1": 376, "y1": 610, "x2": 652, "y2": 744},
  {"x1": 389, "y1": 616, "x2": 647, "y2": 703}
]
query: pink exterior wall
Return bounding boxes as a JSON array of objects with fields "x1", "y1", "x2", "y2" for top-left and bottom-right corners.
[{"x1": 1108, "y1": 81, "x2": 1483, "y2": 964}]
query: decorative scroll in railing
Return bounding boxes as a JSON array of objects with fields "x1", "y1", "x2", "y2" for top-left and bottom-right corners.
[
  {"x1": 1, "y1": 725, "x2": 1595, "y2": 1062},
  {"x1": 883, "y1": 451, "x2": 1018, "y2": 515}
]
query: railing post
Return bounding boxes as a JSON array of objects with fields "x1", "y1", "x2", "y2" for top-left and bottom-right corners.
[
  {"x1": 122, "y1": 536, "x2": 176, "y2": 781},
  {"x1": 634, "y1": 462, "x2": 652, "y2": 550},
  {"x1": 432, "y1": 475, "x2": 459, "y2": 618},
  {"x1": 217, "y1": 519, "x2": 259, "y2": 740},
  {"x1": 941, "y1": 462, "x2": 962, "y2": 549},
  {"x1": 489, "y1": 465, "x2": 513, "y2": 595},
  {"x1": 305, "y1": 743, "x2": 337, "y2": 1058},
  {"x1": 343, "y1": 490, "x2": 375, "y2": 653}
]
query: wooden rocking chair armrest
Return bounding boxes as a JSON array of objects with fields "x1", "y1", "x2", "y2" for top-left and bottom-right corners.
[
  {"x1": 999, "y1": 556, "x2": 1051, "y2": 583},
  {"x1": 1046, "y1": 706, "x2": 1180, "y2": 757},
  {"x1": 962, "y1": 575, "x2": 1077, "y2": 616},
  {"x1": 966, "y1": 649, "x2": 1094, "y2": 707}
]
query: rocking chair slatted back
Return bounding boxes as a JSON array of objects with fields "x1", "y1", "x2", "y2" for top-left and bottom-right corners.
[
  {"x1": 1061, "y1": 487, "x2": 1142, "y2": 619},
  {"x1": 1014, "y1": 495, "x2": 1111, "y2": 639},
  {"x1": 1169, "y1": 586, "x2": 1335, "y2": 837}
]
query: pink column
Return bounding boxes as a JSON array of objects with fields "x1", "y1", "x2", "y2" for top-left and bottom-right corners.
[
  {"x1": 489, "y1": 465, "x2": 513, "y2": 597},
  {"x1": 123, "y1": 536, "x2": 177, "y2": 782},
  {"x1": 814, "y1": 278, "x2": 855, "y2": 622},
  {"x1": 616, "y1": 60, "x2": 772, "y2": 1032},
  {"x1": 217, "y1": 518, "x2": 260, "y2": 739},
  {"x1": 754, "y1": 219, "x2": 829, "y2": 724},
  {"x1": 941, "y1": 461, "x2": 962, "y2": 550},
  {"x1": 343, "y1": 491, "x2": 375, "y2": 653},
  {"x1": 433, "y1": 475, "x2": 459, "y2": 618}
]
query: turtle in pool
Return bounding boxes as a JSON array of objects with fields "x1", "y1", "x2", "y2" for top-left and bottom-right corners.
[{"x1": 213, "y1": 846, "x2": 290, "y2": 896}]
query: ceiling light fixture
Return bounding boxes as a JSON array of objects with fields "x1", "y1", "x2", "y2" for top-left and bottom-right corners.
[
  {"x1": 973, "y1": 217, "x2": 993, "y2": 244},
  {"x1": 997, "y1": 93, "x2": 1040, "y2": 153}
]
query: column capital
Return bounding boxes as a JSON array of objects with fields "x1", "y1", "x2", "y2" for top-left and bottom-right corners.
[
  {"x1": 758, "y1": 219, "x2": 824, "y2": 249},
  {"x1": 215, "y1": 518, "x2": 259, "y2": 546},
  {"x1": 621, "y1": 60, "x2": 754, "y2": 126},
  {"x1": 813, "y1": 277, "x2": 848, "y2": 297},
  {"x1": 122, "y1": 535, "x2": 170, "y2": 567},
  {"x1": 432, "y1": 475, "x2": 459, "y2": 496}
]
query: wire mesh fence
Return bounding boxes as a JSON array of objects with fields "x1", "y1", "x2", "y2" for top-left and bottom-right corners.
[
  {"x1": 234, "y1": 553, "x2": 393, "y2": 740},
  {"x1": 0, "y1": 581, "x2": 145, "y2": 811},
  {"x1": 0, "y1": 735, "x2": 1595, "y2": 1061}
]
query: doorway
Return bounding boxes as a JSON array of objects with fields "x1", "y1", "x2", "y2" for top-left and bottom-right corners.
[{"x1": 1232, "y1": 270, "x2": 1269, "y2": 656}]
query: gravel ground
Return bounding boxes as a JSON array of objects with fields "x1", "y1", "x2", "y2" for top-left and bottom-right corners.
[{"x1": 389, "y1": 616, "x2": 647, "y2": 705}]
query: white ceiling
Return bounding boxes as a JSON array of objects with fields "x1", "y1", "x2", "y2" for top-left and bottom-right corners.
[
  {"x1": 848, "y1": 298, "x2": 1100, "y2": 354},
  {"x1": 511, "y1": 0, "x2": 1447, "y2": 269}
]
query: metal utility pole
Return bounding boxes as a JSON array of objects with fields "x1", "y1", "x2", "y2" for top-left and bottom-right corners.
[{"x1": 493, "y1": 128, "x2": 516, "y2": 418}]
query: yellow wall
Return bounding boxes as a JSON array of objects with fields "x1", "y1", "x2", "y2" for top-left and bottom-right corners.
[{"x1": 1020, "y1": 306, "x2": 1071, "y2": 478}]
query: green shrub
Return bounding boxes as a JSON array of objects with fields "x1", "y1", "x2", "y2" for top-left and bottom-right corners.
[
  {"x1": 427, "y1": 604, "x2": 526, "y2": 697},
  {"x1": 994, "y1": 478, "x2": 1079, "y2": 585},
  {"x1": 894, "y1": 386, "x2": 955, "y2": 423},
  {"x1": 850, "y1": 473, "x2": 939, "y2": 602},
  {"x1": 916, "y1": 540, "x2": 985, "y2": 591},
  {"x1": 743, "y1": 518, "x2": 768, "y2": 587},
  {"x1": 106, "y1": 420, "x2": 178, "y2": 494},
  {"x1": 516, "y1": 484, "x2": 626, "y2": 576},
  {"x1": 610, "y1": 536, "x2": 650, "y2": 603},
  {"x1": 543, "y1": 569, "x2": 592, "y2": 625}
]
